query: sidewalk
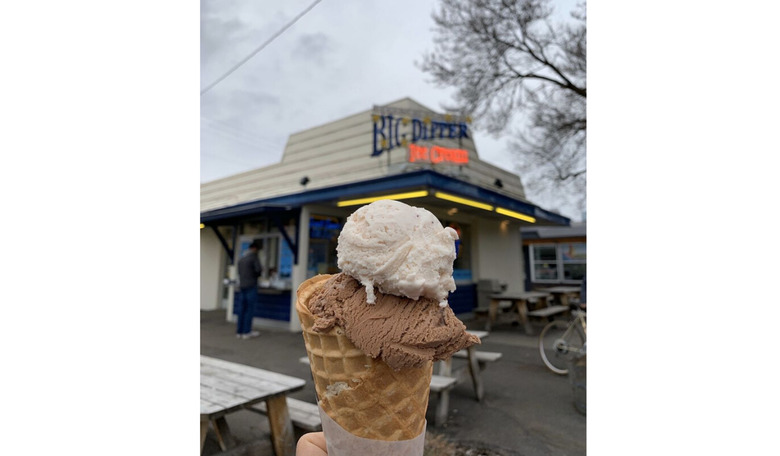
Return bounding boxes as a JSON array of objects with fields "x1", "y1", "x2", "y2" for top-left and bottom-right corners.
[{"x1": 200, "y1": 310, "x2": 586, "y2": 455}]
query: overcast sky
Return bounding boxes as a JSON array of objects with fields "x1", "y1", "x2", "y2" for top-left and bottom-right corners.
[
  {"x1": 200, "y1": 0, "x2": 582, "y2": 219},
  {"x1": 5, "y1": 3, "x2": 780, "y2": 449}
]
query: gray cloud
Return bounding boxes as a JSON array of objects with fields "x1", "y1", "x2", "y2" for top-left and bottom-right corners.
[
  {"x1": 199, "y1": 0, "x2": 582, "y2": 220},
  {"x1": 292, "y1": 32, "x2": 331, "y2": 64},
  {"x1": 200, "y1": 0, "x2": 252, "y2": 63},
  {"x1": 224, "y1": 90, "x2": 281, "y2": 125}
]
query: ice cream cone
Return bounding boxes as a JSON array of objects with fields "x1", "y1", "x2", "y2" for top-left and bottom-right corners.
[{"x1": 296, "y1": 274, "x2": 432, "y2": 441}]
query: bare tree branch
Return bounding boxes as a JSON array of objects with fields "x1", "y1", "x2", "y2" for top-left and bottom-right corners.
[{"x1": 419, "y1": 0, "x2": 586, "y2": 217}]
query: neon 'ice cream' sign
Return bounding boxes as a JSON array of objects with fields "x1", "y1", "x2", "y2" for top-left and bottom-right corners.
[{"x1": 408, "y1": 143, "x2": 468, "y2": 164}]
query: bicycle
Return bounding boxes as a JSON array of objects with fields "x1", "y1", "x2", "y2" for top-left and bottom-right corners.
[{"x1": 538, "y1": 303, "x2": 586, "y2": 375}]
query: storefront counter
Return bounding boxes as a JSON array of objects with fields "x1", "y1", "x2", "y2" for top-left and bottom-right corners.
[
  {"x1": 258, "y1": 287, "x2": 291, "y2": 295},
  {"x1": 257, "y1": 287, "x2": 292, "y2": 321},
  {"x1": 229, "y1": 287, "x2": 292, "y2": 322}
]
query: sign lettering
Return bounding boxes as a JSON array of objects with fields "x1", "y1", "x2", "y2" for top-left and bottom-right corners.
[
  {"x1": 408, "y1": 143, "x2": 469, "y2": 164},
  {"x1": 372, "y1": 114, "x2": 470, "y2": 157}
]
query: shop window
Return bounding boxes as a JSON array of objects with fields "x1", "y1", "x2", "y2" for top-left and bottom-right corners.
[
  {"x1": 237, "y1": 228, "x2": 295, "y2": 289},
  {"x1": 533, "y1": 262, "x2": 559, "y2": 281},
  {"x1": 529, "y1": 242, "x2": 586, "y2": 283},
  {"x1": 445, "y1": 221, "x2": 472, "y2": 282},
  {"x1": 534, "y1": 245, "x2": 558, "y2": 262},
  {"x1": 308, "y1": 215, "x2": 342, "y2": 278},
  {"x1": 560, "y1": 242, "x2": 586, "y2": 281}
]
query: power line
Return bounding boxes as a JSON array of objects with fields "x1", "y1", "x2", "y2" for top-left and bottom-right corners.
[
  {"x1": 200, "y1": 114, "x2": 280, "y2": 145},
  {"x1": 201, "y1": 123, "x2": 283, "y2": 152},
  {"x1": 201, "y1": 115, "x2": 284, "y2": 148},
  {"x1": 201, "y1": 149, "x2": 263, "y2": 168},
  {"x1": 200, "y1": 0, "x2": 324, "y2": 96}
]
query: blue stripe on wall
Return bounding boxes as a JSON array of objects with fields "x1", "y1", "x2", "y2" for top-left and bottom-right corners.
[
  {"x1": 449, "y1": 284, "x2": 476, "y2": 315},
  {"x1": 255, "y1": 292, "x2": 292, "y2": 320},
  {"x1": 233, "y1": 291, "x2": 292, "y2": 322}
]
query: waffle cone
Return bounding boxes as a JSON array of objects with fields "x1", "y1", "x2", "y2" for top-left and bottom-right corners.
[{"x1": 296, "y1": 274, "x2": 432, "y2": 441}]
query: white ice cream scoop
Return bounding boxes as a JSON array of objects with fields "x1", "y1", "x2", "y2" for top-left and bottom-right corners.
[{"x1": 337, "y1": 199, "x2": 459, "y2": 305}]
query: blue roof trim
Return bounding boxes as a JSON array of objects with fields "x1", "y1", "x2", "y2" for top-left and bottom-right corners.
[{"x1": 201, "y1": 170, "x2": 570, "y2": 226}]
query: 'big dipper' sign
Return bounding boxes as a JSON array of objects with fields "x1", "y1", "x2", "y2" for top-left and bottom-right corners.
[{"x1": 371, "y1": 109, "x2": 471, "y2": 165}]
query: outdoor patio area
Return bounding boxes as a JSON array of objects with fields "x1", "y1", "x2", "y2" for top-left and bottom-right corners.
[{"x1": 200, "y1": 309, "x2": 586, "y2": 456}]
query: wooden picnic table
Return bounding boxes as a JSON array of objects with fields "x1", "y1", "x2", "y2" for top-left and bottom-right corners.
[
  {"x1": 488, "y1": 291, "x2": 553, "y2": 334},
  {"x1": 436, "y1": 330, "x2": 495, "y2": 401},
  {"x1": 200, "y1": 355, "x2": 306, "y2": 456},
  {"x1": 541, "y1": 286, "x2": 582, "y2": 306},
  {"x1": 433, "y1": 330, "x2": 502, "y2": 425}
]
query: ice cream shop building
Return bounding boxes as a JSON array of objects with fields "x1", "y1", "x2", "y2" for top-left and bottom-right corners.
[{"x1": 200, "y1": 98, "x2": 571, "y2": 331}]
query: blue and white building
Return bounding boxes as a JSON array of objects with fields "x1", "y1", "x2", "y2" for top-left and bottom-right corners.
[{"x1": 200, "y1": 98, "x2": 570, "y2": 331}]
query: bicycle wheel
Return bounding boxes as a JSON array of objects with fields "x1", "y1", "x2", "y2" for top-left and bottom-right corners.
[{"x1": 539, "y1": 319, "x2": 585, "y2": 375}]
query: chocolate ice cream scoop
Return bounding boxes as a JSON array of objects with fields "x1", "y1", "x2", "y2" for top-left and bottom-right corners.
[{"x1": 308, "y1": 273, "x2": 480, "y2": 371}]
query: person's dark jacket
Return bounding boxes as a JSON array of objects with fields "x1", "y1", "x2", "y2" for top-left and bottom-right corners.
[{"x1": 238, "y1": 251, "x2": 262, "y2": 290}]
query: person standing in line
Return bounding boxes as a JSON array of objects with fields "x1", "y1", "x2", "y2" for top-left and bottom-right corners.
[{"x1": 236, "y1": 239, "x2": 263, "y2": 339}]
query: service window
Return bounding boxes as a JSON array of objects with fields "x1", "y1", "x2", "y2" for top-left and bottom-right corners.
[
  {"x1": 237, "y1": 230, "x2": 295, "y2": 289},
  {"x1": 444, "y1": 221, "x2": 472, "y2": 282},
  {"x1": 307, "y1": 215, "x2": 343, "y2": 278}
]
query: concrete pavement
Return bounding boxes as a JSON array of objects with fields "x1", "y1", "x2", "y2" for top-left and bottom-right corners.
[{"x1": 200, "y1": 310, "x2": 586, "y2": 455}]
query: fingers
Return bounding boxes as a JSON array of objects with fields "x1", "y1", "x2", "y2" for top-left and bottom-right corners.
[{"x1": 296, "y1": 432, "x2": 328, "y2": 455}]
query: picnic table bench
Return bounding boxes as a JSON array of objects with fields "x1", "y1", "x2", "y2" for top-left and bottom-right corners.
[
  {"x1": 540, "y1": 286, "x2": 582, "y2": 306},
  {"x1": 527, "y1": 305, "x2": 570, "y2": 319},
  {"x1": 200, "y1": 356, "x2": 306, "y2": 456},
  {"x1": 489, "y1": 291, "x2": 571, "y2": 334},
  {"x1": 431, "y1": 330, "x2": 502, "y2": 425},
  {"x1": 248, "y1": 397, "x2": 322, "y2": 432}
]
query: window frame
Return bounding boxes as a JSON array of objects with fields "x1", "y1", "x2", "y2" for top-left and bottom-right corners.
[{"x1": 529, "y1": 242, "x2": 586, "y2": 284}]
